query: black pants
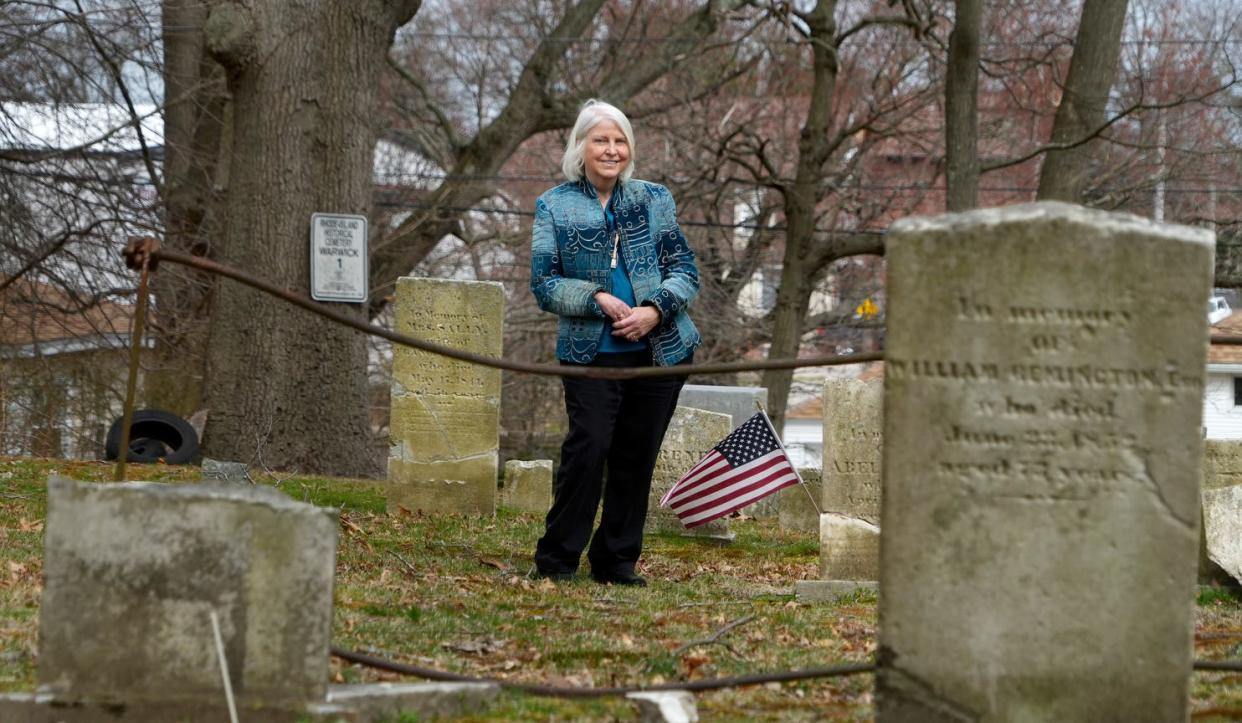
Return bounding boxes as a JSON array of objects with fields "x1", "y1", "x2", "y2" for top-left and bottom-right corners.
[{"x1": 534, "y1": 349, "x2": 689, "y2": 577}]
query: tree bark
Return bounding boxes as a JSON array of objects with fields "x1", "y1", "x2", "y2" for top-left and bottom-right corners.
[
  {"x1": 151, "y1": 0, "x2": 229, "y2": 415},
  {"x1": 761, "y1": 0, "x2": 839, "y2": 431},
  {"x1": 1036, "y1": 0, "x2": 1129, "y2": 202},
  {"x1": 944, "y1": 0, "x2": 981, "y2": 212},
  {"x1": 201, "y1": 0, "x2": 419, "y2": 475}
]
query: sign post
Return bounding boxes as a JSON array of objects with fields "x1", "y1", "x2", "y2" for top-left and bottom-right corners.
[{"x1": 310, "y1": 213, "x2": 368, "y2": 303}]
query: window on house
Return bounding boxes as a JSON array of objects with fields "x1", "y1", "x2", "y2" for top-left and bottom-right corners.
[{"x1": 1235, "y1": 377, "x2": 1242, "y2": 406}]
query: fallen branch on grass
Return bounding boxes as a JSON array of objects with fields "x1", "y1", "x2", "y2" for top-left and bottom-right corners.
[{"x1": 671, "y1": 614, "x2": 757, "y2": 658}]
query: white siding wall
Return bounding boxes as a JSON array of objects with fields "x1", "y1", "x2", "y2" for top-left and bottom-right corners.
[{"x1": 1204, "y1": 367, "x2": 1242, "y2": 439}]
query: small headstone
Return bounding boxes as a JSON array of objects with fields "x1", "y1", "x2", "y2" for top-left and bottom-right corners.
[
  {"x1": 388, "y1": 277, "x2": 503, "y2": 516},
  {"x1": 502, "y1": 459, "x2": 553, "y2": 514},
  {"x1": 201, "y1": 457, "x2": 251, "y2": 483},
  {"x1": 1203, "y1": 484, "x2": 1242, "y2": 586},
  {"x1": 878, "y1": 203, "x2": 1213, "y2": 721},
  {"x1": 647, "y1": 406, "x2": 734, "y2": 541},
  {"x1": 38, "y1": 475, "x2": 337, "y2": 708},
  {"x1": 628, "y1": 689, "x2": 699, "y2": 723},
  {"x1": 776, "y1": 468, "x2": 821, "y2": 532}
]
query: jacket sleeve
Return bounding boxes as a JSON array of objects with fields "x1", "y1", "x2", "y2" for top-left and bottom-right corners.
[
  {"x1": 639, "y1": 185, "x2": 699, "y2": 321},
  {"x1": 529, "y1": 197, "x2": 606, "y2": 319}
]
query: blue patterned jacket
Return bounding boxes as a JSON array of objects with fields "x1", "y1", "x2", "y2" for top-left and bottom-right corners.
[{"x1": 530, "y1": 179, "x2": 700, "y2": 366}]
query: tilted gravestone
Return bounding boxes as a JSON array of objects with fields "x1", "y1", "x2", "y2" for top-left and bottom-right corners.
[
  {"x1": 647, "y1": 406, "x2": 734, "y2": 541},
  {"x1": 878, "y1": 203, "x2": 1213, "y2": 721},
  {"x1": 1200, "y1": 440, "x2": 1242, "y2": 584},
  {"x1": 776, "y1": 467, "x2": 821, "y2": 533},
  {"x1": 388, "y1": 277, "x2": 503, "y2": 516},
  {"x1": 37, "y1": 476, "x2": 337, "y2": 708},
  {"x1": 502, "y1": 459, "x2": 553, "y2": 515},
  {"x1": 796, "y1": 379, "x2": 883, "y2": 601}
]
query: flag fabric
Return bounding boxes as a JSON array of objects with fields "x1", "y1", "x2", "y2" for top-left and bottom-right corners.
[{"x1": 659, "y1": 411, "x2": 801, "y2": 528}]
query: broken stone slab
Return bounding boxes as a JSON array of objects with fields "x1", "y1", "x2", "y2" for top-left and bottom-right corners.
[
  {"x1": 627, "y1": 690, "x2": 699, "y2": 723},
  {"x1": 1203, "y1": 484, "x2": 1242, "y2": 586},
  {"x1": 647, "y1": 406, "x2": 735, "y2": 542},
  {"x1": 501, "y1": 459, "x2": 553, "y2": 515},
  {"x1": 387, "y1": 276, "x2": 503, "y2": 516},
  {"x1": 200, "y1": 457, "x2": 251, "y2": 483},
  {"x1": 793, "y1": 579, "x2": 878, "y2": 603},
  {"x1": 38, "y1": 476, "x2": 337, "y2": 709},
  {"x1": 0, "y1": 682, "x2": 499, "y2": 722},
  {"x1": 878, "y1": 203, "x2": 1213, "y2": 721},
  {"x1": 775, "y1": 467, "x2": 822, "y2": 533}
]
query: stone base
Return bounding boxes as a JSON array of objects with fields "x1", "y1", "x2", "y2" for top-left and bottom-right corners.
[
  {"x1": 0, "y1": 682, "x2": 498, "y2": 722},
  {"x1": 794, "y1": 579, "x2": 878, "y2": 602}
]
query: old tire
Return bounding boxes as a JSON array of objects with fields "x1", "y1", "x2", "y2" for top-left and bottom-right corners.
[{"x1": 105, "y1": 409, "x2": 200, "y2": 465}]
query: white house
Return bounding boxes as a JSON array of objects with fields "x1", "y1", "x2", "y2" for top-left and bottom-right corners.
[{"x1": 1205, "y1": 310, "x2": 1242, "y2": 439}]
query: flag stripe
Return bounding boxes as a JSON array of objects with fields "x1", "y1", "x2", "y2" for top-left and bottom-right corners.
[
  {"x1": 660, "y1": 452, "x2": 729, "y2": 506},
  {"x1": 683, "y1": 474, "x2": 799, "y2": 527},
  {"x1": 672, "y1": 462, "x2": 796, "y2": 518},
  {"x1": 666, "y1": 451, "x2": 788, "y2": 509}
]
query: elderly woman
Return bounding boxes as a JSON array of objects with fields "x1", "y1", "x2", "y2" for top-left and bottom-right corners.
[{"x1": 529, "y1": 99, "x2": 700, "y2": 586}]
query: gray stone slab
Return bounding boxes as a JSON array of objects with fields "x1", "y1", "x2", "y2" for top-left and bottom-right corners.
[
  {"x1": 1203, "y1": 484, "x2": 1242, "y2": 586},
  {"x1": 879, "y1": 203, "x2": 1213, "y2": 722},
  {"x1": 38, "y1": 476, "x2": 338, "y2": 708},
  {"x1": 817, "y1": 512, "x2": 879, "y2": 581},
  {"x1": 776, "y1": 468, "x2": 821, "y2": 533},
  {"x1": 388, "y1": 277, "x2": 503, "y2": 516},
  {"x1": 628, "y1": 689, "x2": 699, "y2": 722},
  {"x1": 793, "y1": 579, "x2": 878, "y2": 603},
  {"x1": 501, "y1": 459, "x2": 553, "y2": 514},
  {"x1": 312, "y1": 681, "x2": 499, "y2": 720},
  {"x1": 200, "y1": 457, "x2": 251, "y2": 483},
  {"x1": 822, "y1": 379, "x2": 883, "y2": 525},
  {"x1": 676, "y1": 384, "x2": 766, "y2": 430},
  {"x1": 647, "y1": 406, "x2": 734, "y2": 541}
]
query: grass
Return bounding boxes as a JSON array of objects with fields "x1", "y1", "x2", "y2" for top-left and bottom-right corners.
[{"x1": 1, "y1": 457, "x2": 1241, "y2": 720}]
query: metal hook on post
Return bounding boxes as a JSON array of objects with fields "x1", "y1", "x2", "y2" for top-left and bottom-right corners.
[{"x1": 114, "y1": 237, "x2": 159, "y2": 482}]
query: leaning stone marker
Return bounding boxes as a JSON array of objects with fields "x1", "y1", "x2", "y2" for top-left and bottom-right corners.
[
  {"x1": 1203, "y1": 484, "x2": 1242, "y2": 586},
  {"x1": 878, "y1": 203, "x2": 1213, "y2": 721},
  {"x1": 38, "y1": 476, "x2": 337, "y2": 708},
  {"x1": 796, "y1": 379, "x2": 883, "y2": 601},
  {"x1": 502, "y1": 459, "x2": 553, "y2": 515},
  {"x1": 388, "y1": 277, "x2": 503, "y2": 515},
  {"x1": 776, "y1": 467, "x2": 821, "y2": 533},
  {"x1": 647, "y1": 406, "x2": 733, "y2": 541}
]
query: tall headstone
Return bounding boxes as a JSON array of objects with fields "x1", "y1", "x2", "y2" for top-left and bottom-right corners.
[
  {"x1": 38, "y1": 476, "x2": 337, "y2": 708},
  {"x1": 388, "y1": 277, "x2": 503, "y2": 515},
  {"x1": 878, "y1": 203, "x2": 1213, "y2": 721},
  {"x1": 647, "y1": 406, "x2": 734, "y2": 541},
  {"x1": 796, "y1": 379, "x2": 883, "y2": 601},
  {"x1": 675, "y1": 385, "x2": 774, "y2": 515}
]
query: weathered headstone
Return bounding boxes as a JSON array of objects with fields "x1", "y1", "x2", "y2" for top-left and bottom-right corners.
[
  {"x1": 388, "y1": 277, "x2": 503, "y2": 516},
  {"x1": 1200, "y1": 440, "x2": 1242, "y2": 583},
  {"x1": 201, "y1": 457, "x2": 251, "y2": 483},
  {"x1": 776, "y1": 467, "x2": 821, "y2": 532},
  {"x1": 878, "y1": 203, "x2": 1212, "y2": 721},
  {"x1": 1203, "y1": 484, "x2": 1242, "y2": 586},
  {"x1": 38, "y1": 476, "x2": 337, "y2": 708},
  {"x1": 502, "y1": 459, "x2": 553, "y2": 515},
  {"x1": 647, "y1": 406, "x2": 734, "y2": 541},
  {"x1": 796, "y1": 379, "x2": 883, "y2": 601},
  {"x1": 676, "y1": 385, "x2": 772, "y2": 515}
]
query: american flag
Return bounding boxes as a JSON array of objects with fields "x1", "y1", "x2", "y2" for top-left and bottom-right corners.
[{"x1": 659, "y1": 411, "x2": 801, "y2": 528}]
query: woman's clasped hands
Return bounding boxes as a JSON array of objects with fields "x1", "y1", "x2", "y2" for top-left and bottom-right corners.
[{"x1": 595, "y1": 291, "x2": 660, "y2": 342}]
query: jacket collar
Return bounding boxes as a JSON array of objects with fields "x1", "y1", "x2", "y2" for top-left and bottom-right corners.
[{"x1": 577, "y1": 177, "x2": 627, "y2": 208}]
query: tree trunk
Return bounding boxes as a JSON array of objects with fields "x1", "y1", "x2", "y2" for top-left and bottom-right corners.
[
  {"x1": 201, "y1": 0, "x2": 419, "y2": 475},
  {"x1": 1036, "y1": 0, "x2": 1129, "y2": 202},
  {"x1": 944, "y1": 0, "x2": 981, "y2": 212},
  {"x1": 761, "y1": 0, "x2": 838, "y2": 431},
  {"x1": 151, "y1": 0, "x2": 229, "y2": 415}
]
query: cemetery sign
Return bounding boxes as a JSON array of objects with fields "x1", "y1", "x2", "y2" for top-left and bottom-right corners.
[{"x1": 310, "y1": 213, "x2": 368, "y2": 303}]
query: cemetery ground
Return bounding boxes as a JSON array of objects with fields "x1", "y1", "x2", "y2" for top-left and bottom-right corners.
[{"x1": 0, "y1": 458, "x2": 1240, "y2": 721}]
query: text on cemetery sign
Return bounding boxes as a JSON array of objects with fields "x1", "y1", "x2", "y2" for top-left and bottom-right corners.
[{"x1": 310, "y1": 213, "x2": 368, "y2": 303}]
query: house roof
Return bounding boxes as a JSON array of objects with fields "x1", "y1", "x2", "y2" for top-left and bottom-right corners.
[
  {"x1": 1210, "y1": 311, "x2": 1242, "y2": 364},
  {"x1": 0, "y1": 278, "x2": 136, "y2": 355}
]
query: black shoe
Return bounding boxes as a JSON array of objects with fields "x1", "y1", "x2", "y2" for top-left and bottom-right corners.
[
  {"x1": 591, "y1": 570, "x2": 647, "y2": 587},
  {"x1": 529, "y1": 567, "x2": 575, "y2": 582}
]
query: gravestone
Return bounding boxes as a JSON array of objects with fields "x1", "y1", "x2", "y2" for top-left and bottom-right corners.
[
  {"x1": 502, "y1": 459, "x2": 553, "y2": 515},
  {"x1": 647, "y1": 406, "x2": 734, "y2": 541},
  {"x1": 1203, "y1": 484, "x2": 1242, "y2": 585},
  {"x1": 388, "y1": 277, "x2": 503, "y2": 516},
  {"x1": 38, "y1": 476, "x2": 337, "y2": 708},
  {"x1": 878, "y1": 203, "x2": 1213, "y2": 721},
  {"x1": 795, "y1": 379, "x2": 883, "y2": 601},
  {"x1": 1200, "y1": 440, "x2": 1242, "y2": 584},
  {"x1": 776, "y1": 467, "x2": 821, "y2": 532}
]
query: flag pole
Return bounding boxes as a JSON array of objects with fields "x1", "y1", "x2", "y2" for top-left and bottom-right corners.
[{"x1": 754, "y1": 400, "x2": 822, "y2": 516}]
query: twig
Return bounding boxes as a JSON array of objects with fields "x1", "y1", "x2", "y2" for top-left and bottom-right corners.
[
  {"x1": 676, "y1": 600, "x2": 754, "y2": 608},
  {"x1": 209, "y1": 610, "x2": 239, "y2": 723},
  {"x1": 387, "y1": 550, "x2": 419, "y2": 577},
  {"x1": 671, "y1": 614, "x2": 757, "y2": 657}
]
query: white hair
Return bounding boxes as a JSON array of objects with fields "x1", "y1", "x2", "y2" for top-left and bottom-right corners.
[{"x1": 561, "y1": 99, "x2": 636, "y2": 183}]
